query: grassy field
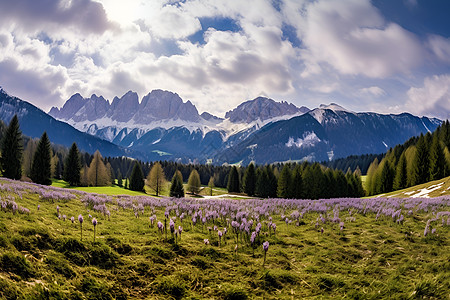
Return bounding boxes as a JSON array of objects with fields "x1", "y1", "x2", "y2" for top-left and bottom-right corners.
[
  {"x1": 371, "y1": 176, "x2": 450, "y2": 198},
  {"x1": 0, "y1": 177, "x2": 449, "y2": 299}
]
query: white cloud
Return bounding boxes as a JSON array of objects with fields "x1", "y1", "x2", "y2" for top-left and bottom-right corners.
[
  {"x1": 407, "y1": 75, "x2": 450, "y2": 119},
  {"x1": 359, "y1": 86, "x2": 386, "y2": 97},
  {"x1": 298, "y1": 0, "x2": 424, "y2": 78},
  {"x1": 428, "y1": 35, "x2": 450, "y2": 63}
]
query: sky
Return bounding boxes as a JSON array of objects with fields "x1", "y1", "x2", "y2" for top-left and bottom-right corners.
[{"x1": 0, "y1": 0, "x2": 449, "y2": 119}]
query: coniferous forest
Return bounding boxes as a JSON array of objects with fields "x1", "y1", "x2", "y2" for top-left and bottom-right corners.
[{"x1": 366, "y1": 120, "x2": 450, "y2": 195}]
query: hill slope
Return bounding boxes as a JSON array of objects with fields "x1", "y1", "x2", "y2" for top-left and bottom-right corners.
[{"x1": 374, "y1": 176, "x2": 450, "y2": 198}]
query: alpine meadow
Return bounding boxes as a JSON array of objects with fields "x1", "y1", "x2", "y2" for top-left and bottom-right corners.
[{"x1": 1, "y1": 0, "x2": 450, "y2": 299}]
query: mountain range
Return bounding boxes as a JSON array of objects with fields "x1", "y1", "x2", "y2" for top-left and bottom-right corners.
[{"x1": 0, "y1": 87, "x2": 442, "y2": 165}]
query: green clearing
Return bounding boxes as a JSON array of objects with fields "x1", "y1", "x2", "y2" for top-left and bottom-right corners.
[{"x1": 0, "y1": 178, "x2": 448, "y2": 299}]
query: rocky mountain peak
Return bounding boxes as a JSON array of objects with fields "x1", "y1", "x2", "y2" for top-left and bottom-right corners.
[{"x1": 225, "y1": 97, "x2": 308, "y2": 123}]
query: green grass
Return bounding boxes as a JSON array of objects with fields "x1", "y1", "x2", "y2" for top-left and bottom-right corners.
[
  {"x1": 52, "y1": 179, "x2": 148, "y2": 196},
  {"x1": 371, "y1": 176, "x2": 450, "y2": 198},
  {"x1": 1, "y1": 177, "x2": 449, "y2": 299}
]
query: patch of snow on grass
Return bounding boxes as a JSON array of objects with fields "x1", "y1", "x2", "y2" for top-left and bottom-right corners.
[{"x1": 411, "y1": 182, "x2": 444, "y2": 198}]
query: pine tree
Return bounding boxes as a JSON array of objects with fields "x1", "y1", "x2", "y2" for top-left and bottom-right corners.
[
  {"x1": 227, "y1": 166, "x2": 240, "y2": 193},
  {"x1": 129, "y1": 162, "x2": 144, "y2": 191},
  {"x1": 0, "y1": 115, "x2": 23, "y2": 180},
  {"x1": 187, "y1": 169, "x2": 201, "y2": 195},
  {"x1": 22, "y1": 139, "x2": 37, "y2": 178},
  {"x1": 117, "y1": 169, "x2": 123, "y2": 187},
  {"x1": 87, "y1": 150, "x2": 110, "y2": 187},
  {"x1": 81, "y1": 164, "x2": 89, "y2": 186},
  {"x1": 64, "y1": 143, "x2": 81, "y2": 186},
  {"x1": 147, "y1": 162, "x2": 166, "y2": 196},
  {"x1": 379, "y1": 160, "x2": 394, "y2": 193},
  {"x1": 255, "y1": 167, "x2": 267, "y2": 198},
  {"x1": 265, "y1": 166, "x2": 278, "y2": 198},
  {"x1": 411, "y1": 134, "x2": 429, "y2": 185},
  {"x1": 291, "y1": 165, "x2": 303, "y2": 199},
  {"x1": 365, "y1": 158, "x2": 379, "y2": 195},
  {"x1": 393, "y1": 152, "x2": 407, "y2": 190},
  {"x1": 277, "y1": 164, "x2": 292, "y2": 198},
  {"x1": 208, "y1": 176, "x2": 215, "y2": 196},
  {"x1": 30, "y1": 132, "x2": 52, "y2": 185},
  {"x1": 170, "y1": 170, "x2": 184, "y2": 198},
  {"x1": 243, "y1": 163, "x2": 256, "y2": 196},
  {"x1": 429, "y1": 134, "x2": 445, "y2": 181}
]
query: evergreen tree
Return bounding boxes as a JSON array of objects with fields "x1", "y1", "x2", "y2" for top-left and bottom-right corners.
[
  {"x1": 81, "y1": 164, "x2": 89, "y2": 186},
  {"x1": 87, "y1": 150, "x2": 110, "y2": 187},
  {"x1": 170, "y1": 170, "x2": 184, "y2": 198},
  {"x1": 208, "y1": 176, "x2": 215, "y2": 196},
  {"x1": 0, "y1": 115, "x2": 23, "y2": 179},
  {"x1": 291, "y1": 165, "x2": 303, "y2": 199},
  {"x1": 265, "y1": 166, "x2": 278, "y2": 198},
  {"x1": 411, "y1": 134, "x2": 429, "y2": 185},
  {"x1": 22, "y1": 139, "x2": 37, "y2": 178},
  {"x1": 63, "y1": 143, "x2": 81, "y2": 186},
  {"x1": 243, "y1": 163, "x2": 256, "y2": 196},
  {"x1": 255, "y1": 167, "x2": 267, "y2": 198},
  {"x1": 379, "y1": 160, "x2": 394, "y2": 193},
  {"x1": 187, "y1": 169, "x2": 201, "y2": 195},
  {"x1": 429, "y1": 134, "x2": 445, "y2": 180},
  {"x1": 30, "y1": 132, "x2": 52, "y2": 185},
  {"x1": 365, "y1": 158, "x2": 379, "y2": 195},
  {"x1": 117, "y1": 169, "x2": 123, "y2": 187},
  {"x1": 227, "y1": 166, "x2": 240, "y2": 193},
  {"x1": 147, "y1": 162, "x2": 166, "y2": 196},
  {"x1": 129, "y1": 162, "x2": 144, "y2": 191},
  {"x1": 277, "y1": 164, "x2": 292, "y2": 198},
  {"x1": 393, "y1": 152, "x2": 407, "y2": 190}
]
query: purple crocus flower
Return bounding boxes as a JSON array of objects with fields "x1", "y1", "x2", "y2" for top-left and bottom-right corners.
[
  {"x1": 78, "y1": 214, "x2": 84, "y2": 224},
  {"x1": 204, "y1": 239, "x2": 210, "y2": 245},
  {"x1": 37, "y1": 204, "x2": 40, "y2": 211},
  {"x1": 263, "y1": 241, "x2": 269, "y2": 252},
  {"x1": 78, "y1": 214, "x2": 84, "y2": 241},
  {"x1": 71, "y1": 216, "x2": 75, "y2": 223}
]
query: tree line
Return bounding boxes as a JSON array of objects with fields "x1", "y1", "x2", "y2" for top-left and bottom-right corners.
[
  {"x1": 366, "y1": 120, "x2": 450, "y2": 195},
  {"x1": 0, "y1": 115, "x2": 364, "y2": 199},
  {"x1": 226, "y1": 162, "x2": 365, "y2": 199}
]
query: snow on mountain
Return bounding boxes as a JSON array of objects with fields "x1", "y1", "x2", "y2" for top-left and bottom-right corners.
[
  {"x1": 225, "y1": 96, "x2": 309, "y2": 123},
  {"x1": 50, "y1": 91, "x2": 311, "y2": 143}
]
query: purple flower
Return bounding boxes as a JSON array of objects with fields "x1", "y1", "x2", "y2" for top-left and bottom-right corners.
[
  {"x1": 170, "y1": 219, "x2": 175, "y2": 233},
  {"x1": 218, "y1": 230, "x2": 223, "y2": 238},
  {"x1": 56, "y1": 205, "x2": 60, "y2": 214},
  {"x1": 71, "y1": 216, "x2": 75, "y2": 223},
  {"x1": 431, "y1": 228, "x2": 437, "y2": 234},
  {"x1": 37, "y1": 204, "x2": 40, "y2": 211},
  {"x1": 321, "y1": 227, "x2": 324, "y2": 234},
  {"x1": 250, "y1": 231, "x2": 257, "y2": 244},
  {"x1": 92, "y1": 218, "x2": 97, "y2": 226},
  {"x1": 178, "y1": 226, "x2": 183, "y2": 234},
  {"x1": 78, "y1": 214, "x2": 84, "y2": 224},
  {"x1": 263, "y1": 241, "x2": 269, "y2": 252},
  {"x1": 204, "y1": 239, "x2": 210, "y2": 245}
]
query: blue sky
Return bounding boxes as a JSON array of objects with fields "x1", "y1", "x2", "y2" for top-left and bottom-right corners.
[{"x1": 0, "y1": 0, "x2": 449, "y2": 119}]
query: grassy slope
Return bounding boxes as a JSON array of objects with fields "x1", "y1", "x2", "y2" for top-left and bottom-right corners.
[
  {"x1": 0, "y1": 178, "x2": 448, "y2": 299},
  {"x1": 373, "y1": 176, "x2": 450, "y2": 198}
]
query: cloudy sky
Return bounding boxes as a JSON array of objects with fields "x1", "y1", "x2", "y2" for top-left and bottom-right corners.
[{"x1": 0, "y1": 0, "x2": 449, "y2": 119}]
